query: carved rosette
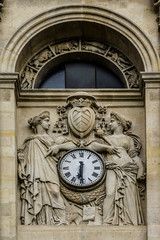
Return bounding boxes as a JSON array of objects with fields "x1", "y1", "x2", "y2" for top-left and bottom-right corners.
[{"x1": 20, "y1": 39, "x2": 140, "y2": 89}]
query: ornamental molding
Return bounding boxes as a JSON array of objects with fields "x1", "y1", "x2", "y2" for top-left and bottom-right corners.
[{"x1": 20, "y1": 39, "x2": 140, "y2": 90}]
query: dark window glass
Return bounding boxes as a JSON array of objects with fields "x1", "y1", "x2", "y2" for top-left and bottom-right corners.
[
  {"x1": 96, "y1": 66, "x2": 124, "y2": 88},
  {"x1": 40, "y1": 68, "x2": 65, "y2": 89},
  {"x1": 66, "y1": 63, "x2": 95, "y2": 88},
  {"x1": 39, "y1": 62, "x2": 125, "y2": 89}
]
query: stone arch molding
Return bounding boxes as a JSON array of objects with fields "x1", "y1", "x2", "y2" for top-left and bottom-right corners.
[{"x1": 0, "y1": 5, "x2": 159, "y2": 77}]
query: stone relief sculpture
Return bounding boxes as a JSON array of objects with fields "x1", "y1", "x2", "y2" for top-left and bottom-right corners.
[
  {"x1": 81, "y1": 41, "x2": 108, "y2": 54},
  {"x1": 125, "y1": 69, "x2": 140, "y2": 88},
  {"x1": 96, "y1": 112, "x2": 144, "y2": 225},
  {"x1": 20, "y1": 39, "x2": 140, "y2": 89},
  {"x1": 54, "y1": 41, "x2": 78, "y2": 54},
  {"x1": 28, "y1": 48, "x2": 54, "y2": 69},
  {"x1": 20, "y1": 67, "x2": 36, "y2": 89},
  {"x1": 18, "y1": 111, "x2": 66, "y2": 225},
  {"x1": 18, "y1": 93, "x2": 145, "y2": 225}
]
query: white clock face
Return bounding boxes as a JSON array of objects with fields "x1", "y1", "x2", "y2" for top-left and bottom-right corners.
[{"x1": 58, "y1": 149, "x2": 104, "y2": 188}]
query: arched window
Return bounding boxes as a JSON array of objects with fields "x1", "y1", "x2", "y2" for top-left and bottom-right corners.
[{"x1": 39, "y1": 61, "x2": 125, "y2": 89}]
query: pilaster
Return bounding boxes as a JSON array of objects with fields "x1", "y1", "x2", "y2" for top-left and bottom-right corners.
[
  {"x1": 142, "y1": 72, "x2": 160, "y2": 240},
  {"x1": 0, "y1": 73, "x2": 18, "y2": 240}
]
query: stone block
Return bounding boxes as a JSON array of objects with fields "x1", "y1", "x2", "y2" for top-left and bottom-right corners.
[
  {"x1": 147, "y1": 208, "x2": 160, "y2": 225},
  {"x1": 17, "y1": 227, "x2": 53, "y2": 240},
  {"x1": 0, "y1": 113, "x2": 15, "y2": 131},
  {"x1": 147, "y1": 175, "x2": 160, "y2": 189},
  {"x1": 0, "y1": 135, "x2": 12, "y2": 146},
  {"x1": 1, "y1": 203, "x2": 12, "y2": 216},
  {"x1": 147, "y1": 156, "x2": 160, "y2": 170},
  {"x1": 0, "y1": 157, "x2": 16, "y2": 176},
  {"x1": 0, "y1": 237, "x2": 16, "y2": 240},
  {"x1": 150, "y1": 90, "x2": 160, "y2": 101},
  {"x1": 0, "y1": 176, "x2": 16, "y2": 189},
  {"x1": 0, "y1": 90, "x2": 15, "y2": 112},
  {"x1": 0, "y1": 135, "x2": 16, "y2": 157},
  {"x1": 17, "y1": 226, "x2": 146, "y2": 240},
  {"x1": 148, "y1": 225, "x2": 160, "y2": 238},
  {"x1": 0, "y1": 89, "x2": 11, "y2": 101},
  {"x1": 0, "y1": 216, "x2": 12, "y2": 236},
  {"x1": 148, "y1": 136, "x2": 160, "y2": 148},
  {"x1": 147, "y1": 190, "x2": 160, "y2": 208},
  {"x1": 0, "y1": 188, "x2": 10, "y2": 203}
]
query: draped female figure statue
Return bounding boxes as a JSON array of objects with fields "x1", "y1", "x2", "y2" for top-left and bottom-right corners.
[
  {"x1": 100, "y1": 112, "x2": 144, "y2": 225},
  {"x1": 18, "y1": 111, "x2": 66, "y2": 225}
]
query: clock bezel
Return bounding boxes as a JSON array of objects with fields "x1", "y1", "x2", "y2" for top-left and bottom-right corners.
[{"x1": 58, "y1": 148, "x2": 106, "y2": 192}]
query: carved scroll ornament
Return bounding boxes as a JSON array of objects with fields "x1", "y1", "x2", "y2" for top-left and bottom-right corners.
[
  {"x1": 18, "y1": 92, "x2": 145, "y2": 226},
  {"x1": 20, "y1": 39, "x2": 140, "y2": 89}
]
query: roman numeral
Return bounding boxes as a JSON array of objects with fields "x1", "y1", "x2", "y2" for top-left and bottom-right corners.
[
  {"x1": 65, "y1": 160, "x2": 71, "y2": 163},
  {"x1": 71, "y1": 177, "x2": 76, "y2": 183},
  {"x1": 94, "y1": 166, "x2": 100, "y2": 170},
  {"x1": 63, "y1": 166, "x2": 69, "y2": 170},
  {"x1": 87, "y1": 154, "x2": 92, "y2": 159},
  {"x1": 79, "y1": 152, "x2": 84, "y2": 157},
  {"x1": 92, "y1": 160, "x2": 98, "y2": 164},
  {"x1": 88, "y1": 178, "x2": 93, "y2": 182},
  {"x1": 71, "y1": 154, "x2": 76, "y2": 159},
  {"x1": 92, "y1": 172, "x2": 98, "y2": 178},
  {"x1": 65, "y1": 172, "x2": 71, "y2": 178}
]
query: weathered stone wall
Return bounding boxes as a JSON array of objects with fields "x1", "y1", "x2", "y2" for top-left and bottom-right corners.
[{"x1": 0, "y1": 0, "x2": 159, "y2": 57}]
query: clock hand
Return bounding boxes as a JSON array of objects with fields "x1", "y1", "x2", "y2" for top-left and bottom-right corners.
[{"x1": 77, "y1": 161, "x2": 85, "y2": 184}]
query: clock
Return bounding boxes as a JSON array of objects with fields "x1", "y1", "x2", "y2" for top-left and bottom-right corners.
[{"x1": 58, "y1": 148, "x2": 105, "y2": 191}]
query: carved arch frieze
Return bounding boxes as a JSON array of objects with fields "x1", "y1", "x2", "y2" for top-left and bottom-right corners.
[{"x1": 20, "y1": 39, "x2": 141, "y2": 90}]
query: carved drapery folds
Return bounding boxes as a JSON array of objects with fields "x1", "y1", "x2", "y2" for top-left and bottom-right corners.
[
  {"x1": 20, "y1": 39, "x2": 141, "y2": 90},
  {"x1": 18, "y1": 92, "x2": 145, "y2": 226}
]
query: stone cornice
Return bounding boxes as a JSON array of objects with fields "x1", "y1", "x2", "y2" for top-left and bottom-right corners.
[
  {"x1": 0, "y1": 72, "x2": 19, "y2": 81},
  {"x1": 141, "y1": 72, "x2": 160, "y2": 88},
  {"x1": 141, "y1": 72, "x2": 160, "y2": 82},
  {"x1": 0, "y1": 73, "x2": 19, "y2": 88}
]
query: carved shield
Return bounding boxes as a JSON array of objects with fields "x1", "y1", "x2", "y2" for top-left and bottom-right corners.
[{"x1": 68, "y1": 107, "x2": 95, "y2": 138}]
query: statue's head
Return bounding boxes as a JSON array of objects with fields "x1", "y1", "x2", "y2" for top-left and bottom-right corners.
[
  {"x1": 28, "y1": 111, "x2": 50, "y2": 133},
  {"x1": 110, "y1": 112, "x2": 132, "y2": 132}
]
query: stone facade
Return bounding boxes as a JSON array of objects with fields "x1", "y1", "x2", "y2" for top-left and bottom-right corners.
[{"x1": 0, "y1": 1, "x2": 160, "y2": 240}]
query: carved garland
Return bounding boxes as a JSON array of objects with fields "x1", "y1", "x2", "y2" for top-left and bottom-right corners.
[{"x1": 20, "y1": 39, "x2": 140, "y2": 89}]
